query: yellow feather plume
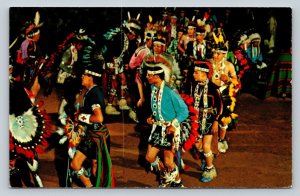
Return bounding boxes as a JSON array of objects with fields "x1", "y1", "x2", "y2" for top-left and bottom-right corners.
[
  {"x1": 149, "y1": 15, "x2": 153, "y2": 23},
  {"x1": 218, "y1": 34, "x2": 224, "y2": 43},
  {"x1": 229, "y1": 84, "x2": 234, "y2": 96},
  {"x1": 231, "y1": 79, "x2": 239, "y2": 86},
  {"x1": 231, "y1": 97, "x2": 236, "y2": 103},
  {"x1": 212, "y1": 32, "x2": 219, "y2": 44},
  {"x1": 34, "y1": 11, "x2": 40, "y2": 26},
  {"x1": 231, "y1": 113, "x2": 238, "y2": 119},
  {"x1": 230, "y1": 101, "x2": 235, "y2": 112},
  {"x1": 221, "y1": 117, "x2": 232, "y2": 125}
]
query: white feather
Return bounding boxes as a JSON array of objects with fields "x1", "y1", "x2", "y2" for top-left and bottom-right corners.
[
  {"x1": 35, "y1": 174, "x2": 44, "y2": 187},
  {"x1": 34, "y1": 11, "x2": 40, "y2": 26},
  {"x1": 27, "y1": 159, "x2": 38, "y2": 172},
  {"x1": 158, "y1": 63, "x2": 171, "y2": 83},
  {"x1": 59, "y1": 136, "x2": 68, "y2": 145},
  {"x1": 136, "y1": 13, "x2": 140, "y2": 20},
  {"x1": 127, "y1": 11, "x2": 131, "y2": 20},
  {"x1": 9, "y1": 37, "x2": 19, "y2": 49}
]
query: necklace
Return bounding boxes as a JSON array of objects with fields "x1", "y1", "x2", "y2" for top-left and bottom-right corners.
[
  {"x1": 194, "y1": 83, "x2": 203, "y2": 111},
  {"x1": 194, "y1": 80, "x2": 209, "y2": 134},
  {"x1": 212, "y1": 60, "x2": 225, "y2": 80},
  {"x1": 151, "y1": 81, "x2": 165, "y2": 122}
]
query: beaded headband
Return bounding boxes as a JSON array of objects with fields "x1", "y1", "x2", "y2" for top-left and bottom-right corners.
[
  {"x1": 153, "y1": 40, "x2": 165, "y2": 46},
  {"x1": 147, "y1": 69, "x2": 164, "y2": 75},
  {"x1": 84, "y1": 70, "x2": 102, "y2": 77},
  {"x1": 194, "y1": 67, "x2": 210, "y2": 73}
]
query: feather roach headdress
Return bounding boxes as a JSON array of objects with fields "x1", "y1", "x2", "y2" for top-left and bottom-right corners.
[
  {"x1": 124, "y1": 11, "x2": 142, "y2": 36},
  {"x1": 211, "y1": 26, "x2": 229, "y2": 53},
  {"x1": 10, "y1": 11, "x2": 43, "y2": 49},
  {"x1": 23, "y1": 11, "x2": 43, "y2": 38}
]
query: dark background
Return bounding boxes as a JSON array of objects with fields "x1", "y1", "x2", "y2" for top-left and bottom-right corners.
[{"x1": 9, "y1": 7, "x2": 292, "y2": 55}]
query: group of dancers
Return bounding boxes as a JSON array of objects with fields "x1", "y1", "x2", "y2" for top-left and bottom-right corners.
[{"x1": 9, "y1": 8, "x2": 282, "y2": 187}]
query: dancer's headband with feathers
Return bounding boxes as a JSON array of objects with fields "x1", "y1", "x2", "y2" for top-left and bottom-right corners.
[{"x1": 144, "y1": 54, "x2": 172, "y2": 82}]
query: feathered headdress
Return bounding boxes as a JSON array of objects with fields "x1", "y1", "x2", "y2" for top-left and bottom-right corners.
[
  {"x1": 248, "y1": 32, "x2": 261, "y2": 58},
  {"x1": 144, "y1": 54, "x2": 172, "y2": 82},
  {"x1": 249, "y1": 32, "x2": 261, "y2": 43},
  {"x1": 75, "y1": 28, "x2": 88, "y2": 40},
  {"x1": 144, "y1": 30, "x2": 156, "y2": 42},
  {"x1": 187, "y1": 20, "x2": 197, "y2": 29},
  {"x1": 24, "y1": 11, "x2": 43, "y2": 38},
  {"x1": 10, "y1": 11, "x2": 43, "y2": 49},
  {"x1": 196, "y1": 11, "x2": 210, "y2": 27},
  {"x1": 211, "y1": 25, "x2": 229, "y2": 53},
  {"x1": 124, "y1": 11, "x2": 142, "y2": 35}
]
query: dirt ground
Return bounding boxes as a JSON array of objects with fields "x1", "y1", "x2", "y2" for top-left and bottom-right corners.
[{"x1": 29, "y1": 91, "x2": 292, "y2": 188}]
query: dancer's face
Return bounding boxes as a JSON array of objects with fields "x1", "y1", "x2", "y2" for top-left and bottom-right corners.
[
  {"x1": 81, "y1": 73, "x2": 93, "y2": 87},
  {"x1": 196, "y1": 33, "x2": 205, "y2": 42},
  {"x1": 127, "y1": 32, "x2": 136, "y2": 40},
  {"x1": 187, "y1": 27, "x2": 195, "y2": 36},
  {"x1": 146, "y1": 73, "x2": 157, "y2": 84},
  {"x1": 153, "y1": 43, "x2": 164, "y2": 54},
  {"x1": 177, "y1": 31, "x2": 183, "y2": 39},
  {"x1": 213, "y1": 51, "x2": 226, "y2": 62},
  {"x1": 193, "y1": 70, "x2": 207, "y2": 83}
]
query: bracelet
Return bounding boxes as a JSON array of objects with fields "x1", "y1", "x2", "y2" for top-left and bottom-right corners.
[
  {"x1": 171, "y1": 118, "x2": 180, "y2": 129},
  {"x1": 78, "y1": 113, "x2": 92, "y2": 125}
]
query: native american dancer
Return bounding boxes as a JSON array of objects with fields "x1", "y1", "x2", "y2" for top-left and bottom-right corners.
[
  {"x1": 144, "y1": 54, "x2": 189, "y2": 171},
  {"x1": 56, "y1": 36, "x2": 83, "y2": 85},
  {"x1": 128, "y1": 30, "x2": 155, "y2": 123},
  {"x1": 103, "y1": 12, "x2": 142, "y2": 115},
  {"x1": 233, "y1": 33, "x2": 251, "y2": 92},
  {"x1": 247, "y1": 33, "x2": 268, "y2": 86},
  {"x1": 167, "y1": 26, "x2": 184, "y2": 63},
  {"x1": 144, "y1": 61, "x2": 188, "y2": 187},
  {"x1": 192, "y1": 26, "x2": 209, "y2": 61},
  {"x1": 56, "y1": 30, "x2": 96, "y2": 126},
  {"x1": 182, "y1": 61, "x2": 223, "y2": 182},
  {"x1": 209, "y1": 29, "x2": 239, "y2": 153},
  {"x1": 151, "y1": 36, "x2": 181, "y2": 90},
  {"x1": 69, "y1": 65, "x2": 114, "y2": 188},
  {"x1": 177, "y1": 20, "x2": 197, "y2": 96},
  {"x1": 14, "y1": 11, "x2": 45, "y2": 98},
  {"x1": 9, "y1": 77, "x2": 51, "y2": 187}
]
